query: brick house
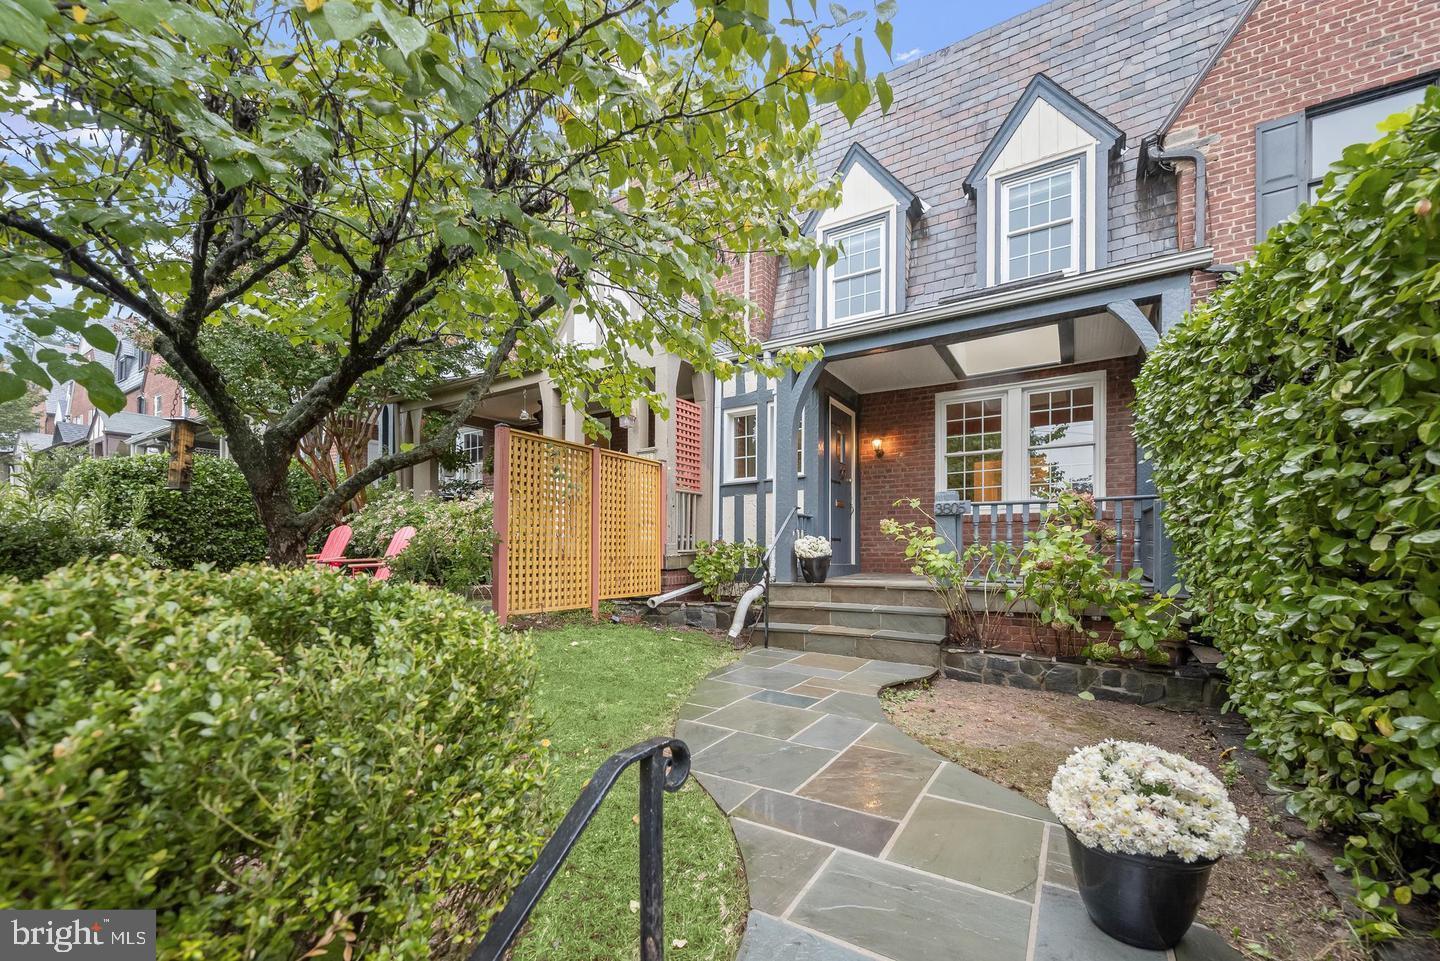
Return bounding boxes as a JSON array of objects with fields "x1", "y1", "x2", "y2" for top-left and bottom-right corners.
[{"x1": 709, "y1": 0, "x2": 1440, "y2": 602}]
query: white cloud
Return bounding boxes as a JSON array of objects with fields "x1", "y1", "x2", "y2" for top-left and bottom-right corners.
[{"x1": 895, "y1": 47, "x2": 923, "y2": 64}]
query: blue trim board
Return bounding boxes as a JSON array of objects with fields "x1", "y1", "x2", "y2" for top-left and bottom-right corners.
[{"x1": 801, "y1": 142, "x2": 922, "y2": 237}]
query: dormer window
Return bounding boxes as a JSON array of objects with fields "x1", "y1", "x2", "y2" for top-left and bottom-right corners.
[
  {"x1": 829, "y1": 220, "x2": 886, "y2": 322},
  {"x1": 965, "y1": 75, "x2": 1123, "y2": 289},
  {"x1": 1001, "y1": 162, "x2": 1078, "y2": 281},
  {"x1": 803, "y1": 143, "x2": 922, "y2": 329}
]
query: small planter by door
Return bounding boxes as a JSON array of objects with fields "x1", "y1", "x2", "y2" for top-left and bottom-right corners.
[
  {"x1": 1065, "y1": 828, "x2": 1215, "y2": 949},
  {"x1": 799, "y1": 556, "x2": 830, "y2": 583}
]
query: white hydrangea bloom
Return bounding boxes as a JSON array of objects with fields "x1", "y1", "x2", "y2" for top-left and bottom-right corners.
[{"x1": 1047, "y1": 740, "x2": 1249, "y2": 862}]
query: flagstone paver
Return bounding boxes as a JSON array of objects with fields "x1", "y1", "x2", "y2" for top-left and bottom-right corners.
[{"x1": 678, "y1": 648, "x2": 1238, "y2": 961}]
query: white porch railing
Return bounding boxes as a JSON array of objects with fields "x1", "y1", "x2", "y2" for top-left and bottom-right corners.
[{"x1": 673, "y1": 490, "x2": 702, "y2": 554}]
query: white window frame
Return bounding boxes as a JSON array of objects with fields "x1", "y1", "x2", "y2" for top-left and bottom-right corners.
[
  {"x1": 933, "y1": 371, "x2": 1105, "y2": 502},
  {"x1": 766, "y1": 403, "x2": 775, "y2": 480},
  {"x1": 154, "y1": 393, "x2": 163, "y2": 416},
  {"x1": 1000, "y1": 161, "x2": 1080, "y2": 284},
  {"x1": 796, "y1": 408, "x2": 806, "y2": 478},
  {"x1": 725, "y1": 406, "x2": 758, "y2": 483},
  {"x1": 823, "y1": 218, "x2": 888, "y2": 326}
]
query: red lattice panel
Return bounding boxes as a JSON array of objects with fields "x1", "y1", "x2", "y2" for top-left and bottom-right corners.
[{"x1": 673, "y1": 398, "x2": 702, "y2": 493}]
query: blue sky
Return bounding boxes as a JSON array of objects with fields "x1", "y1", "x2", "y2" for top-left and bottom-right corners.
[{"x1": 862, "y1": 0, "x2": 1049, "y2": 70}]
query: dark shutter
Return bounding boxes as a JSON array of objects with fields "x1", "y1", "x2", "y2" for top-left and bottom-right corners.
[{"x1": 1255, "y1": 113, "x2": 1306, "y2": 242}]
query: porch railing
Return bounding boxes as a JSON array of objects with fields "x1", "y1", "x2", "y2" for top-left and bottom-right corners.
[
  {"x1": 933, "y1": 493, "x2": 1174, "y2": 592},
  {"x1": 672, "y1": 490, "x2": 702, "y2": 554}
]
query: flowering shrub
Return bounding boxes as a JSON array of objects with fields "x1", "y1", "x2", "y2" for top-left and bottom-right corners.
[
  {"x1": 688, "y1": 539, "x2": 762, "y2": 598},
  {"x1": 793, "y1": 534, "x2": 832, "y2": 559},
  {"x1": 1048, "y1": 740, "x2": 1248, "y2": 864},
  {"x1": 345, "y1": 488, "x2": 496, "y2": 592}
]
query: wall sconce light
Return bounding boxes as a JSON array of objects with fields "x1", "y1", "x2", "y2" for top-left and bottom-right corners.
[
  {"x1": 618, "y1": 413, "x2": 637, "y2": 430},
  {"x1": 872, "y1": 437, "x2": 885, "y2": 458}
]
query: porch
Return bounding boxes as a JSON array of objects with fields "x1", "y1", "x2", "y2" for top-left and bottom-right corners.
[{"x1": 761, "y1": 258, "x2": 1190, "y2": 588}]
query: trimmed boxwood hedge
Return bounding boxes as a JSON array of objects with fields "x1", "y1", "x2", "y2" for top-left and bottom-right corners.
[
  {"x1": 60, "y1": 453, "x2": 321, "y2": 569},
  {"x1": 1135, "y1": 91, "x2": 1440, "y2": 933},
  {"x1": 0, "y1": 559, "x2": 546, "y2": 959}
]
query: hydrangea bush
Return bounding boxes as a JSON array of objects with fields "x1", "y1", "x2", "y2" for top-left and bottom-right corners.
[
  {"x1": 793, "y1": 534, "x2": 832, "y2": 559},
  {"x1": 344, "y1": 487, "x2": 496, "y2": 592},
  {"x1": 1048, "y1": 741, "x2": 1249, "y2": 863}
]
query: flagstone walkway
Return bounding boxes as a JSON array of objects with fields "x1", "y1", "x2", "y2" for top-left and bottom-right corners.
[{"x1": 677, "y1": 648, "x2": 1242, "y2": 961}]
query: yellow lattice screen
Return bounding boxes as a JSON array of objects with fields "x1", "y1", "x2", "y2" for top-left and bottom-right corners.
[
  {"x1": 504, "y1": 432, "x2": 592, "y2": 616},
  {"x1": 598, "y1": 450, "x2": 662, "y2": 600}
]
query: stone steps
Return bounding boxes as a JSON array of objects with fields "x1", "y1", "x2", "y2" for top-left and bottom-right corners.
[{"x1": 757, "y1": 580, "x2": 949, "y2": 667}]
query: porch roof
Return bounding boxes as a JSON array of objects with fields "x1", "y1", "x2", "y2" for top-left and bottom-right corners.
[{"x1": 760, "y1": 247, "x2": 1209, "y2": 359}]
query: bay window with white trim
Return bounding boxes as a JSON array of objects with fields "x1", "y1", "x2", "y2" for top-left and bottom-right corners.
[
  {"x1": 1001, "y1": 163, "x2": 1078, "y2": 282},
  {"x1": 934, "y1": 372, "x2": 1104, "y2": 502}
]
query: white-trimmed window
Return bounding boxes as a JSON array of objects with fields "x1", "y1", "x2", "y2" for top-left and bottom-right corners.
[
  {"x1": 795, "y1": 409, "x2": 806, "y2": 477},
  {"x1": 1001, "y1": 164, "x2": 1077, "y2": 282},
  {"x1": 726, "y1": 407, "x2": 758, "y2": 482},
  {"x1": 827, "y1": 220, "x2": 885, "y2": 323},
  {"x1": 1307, "y1": 84, "x2": 1429, "y2": 199},
  {"x1": 935, "y1": 372, "x2": 1104, "y2": 502}
]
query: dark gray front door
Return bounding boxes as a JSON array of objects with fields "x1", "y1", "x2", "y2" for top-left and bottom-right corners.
[{"x1": 828, "y1": 401, "x2": 855, "y2": 567}]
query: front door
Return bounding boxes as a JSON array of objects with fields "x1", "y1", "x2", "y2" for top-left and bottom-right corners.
[{"x1": 828, "y1": 399, "x2": 856, "y2": 568}]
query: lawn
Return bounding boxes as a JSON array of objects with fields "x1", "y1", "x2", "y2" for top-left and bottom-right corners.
[
  {"x1": 883, "y1": 679, "x2": 1364, "y2": 961},
  {"x1": 511, "y1": 619, "x2": 747, "y2": 961}
]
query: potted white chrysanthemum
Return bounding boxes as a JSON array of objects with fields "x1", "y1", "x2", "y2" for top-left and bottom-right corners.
[
  {"x1": 793, "y1": 535, "x2": 832, "y2": 583},
  {"x1": 1047, "y1": 740, "x2": 1249, "y2": 949}
]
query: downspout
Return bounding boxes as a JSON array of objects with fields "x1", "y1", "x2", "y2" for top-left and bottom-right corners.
[{"x1": 1142, "y1": 139, "x2": 1207, "y2": 251}]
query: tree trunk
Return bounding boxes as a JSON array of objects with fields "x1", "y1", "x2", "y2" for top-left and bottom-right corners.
[{"x1": 232, "y1": 449, "x2": 314, "y2": 566}]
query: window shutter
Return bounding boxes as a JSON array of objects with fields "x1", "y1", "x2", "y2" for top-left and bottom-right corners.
[{"x1": 1255, "y1": 113, "x2": 1306, "y2": 242}]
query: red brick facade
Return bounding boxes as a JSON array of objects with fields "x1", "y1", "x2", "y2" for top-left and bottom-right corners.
[
  {"x1": 713, "y1": 250, "x2": 779, "y2": 341},
  {"x1": 1171, "y1": 0, "x2": 1438, "y2": 291},
  {"x1": 856, "y1": 357, "x2": 1141, "y2": 574}
]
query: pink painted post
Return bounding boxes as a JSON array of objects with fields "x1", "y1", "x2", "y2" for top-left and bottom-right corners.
[
  {"x1": 493, "y1": 426, "x2": 511, "y2": 626},
  {"x1": 589, "y1": 445, "x2": 601, "y2": 620}
]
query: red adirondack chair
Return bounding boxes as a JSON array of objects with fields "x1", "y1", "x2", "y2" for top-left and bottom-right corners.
[
  {"x1": 308, "y1": 524, "x2": 353, "y2": 568},
  {"x1": 341, "y1": 526, "x2": 417, "y2": 581}
]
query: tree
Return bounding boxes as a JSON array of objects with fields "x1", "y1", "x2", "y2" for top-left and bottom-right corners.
[
  {"x1": 0, "y1": 0, "x2": 892, "y2": 563},
  {"x1": 0, "y1": 382, "x2": 43, "y2": 449}
]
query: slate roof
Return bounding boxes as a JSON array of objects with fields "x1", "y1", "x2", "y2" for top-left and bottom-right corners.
[
  {"x1": 769, "y1": 0, "x2": 1253, "y2": 339},
  {"x1": 98, "y1": 411, "x2": 170, "y2": 437},
  {"x1": 52, "y1": 421, "x2": 89, "y2": 445}
]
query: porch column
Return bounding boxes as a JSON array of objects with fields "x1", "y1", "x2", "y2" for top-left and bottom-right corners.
[
  {"x1": 539, "y1": 382, "x2": 564, "y2": 439},
  {"x1": 772, "y1": 358, "x2": 825, "y2": 583}
]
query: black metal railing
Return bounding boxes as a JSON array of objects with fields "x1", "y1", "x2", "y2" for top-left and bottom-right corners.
[
  {"x1": 933, "y1": 493, "x2": 1175, "y2": 592},
  {"x1": 468, "y1": 737, "x2": 691, "y2": 961}
]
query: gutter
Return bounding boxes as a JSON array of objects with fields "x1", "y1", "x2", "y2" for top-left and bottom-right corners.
[
  {"x1": 757, "y1": 247, "x2": 1213, "y2": 353},
  {"x1": 1142, "y1": 138, "x2": 1208, "y2": 252}
]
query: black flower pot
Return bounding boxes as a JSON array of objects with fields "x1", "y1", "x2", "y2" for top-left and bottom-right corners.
[
  {"x1": 1065, "y1": 828, "x2": 1215, "y2": 950},
  {"x1": 799, "y1": 556, "x2": 830, "y2": 583}
]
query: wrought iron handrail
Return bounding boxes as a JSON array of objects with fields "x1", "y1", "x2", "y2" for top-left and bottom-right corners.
[{"x1": 468, "y1": 737, "x2": 691, "y2": 961}]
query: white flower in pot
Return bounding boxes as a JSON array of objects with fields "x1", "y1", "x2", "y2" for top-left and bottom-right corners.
[
  {"x1": 1047, "y1": 740, "x2": 1248, "y2": 949},
  {"x1": 793, "y1": 535, "x2": 832, "y2": 583}
]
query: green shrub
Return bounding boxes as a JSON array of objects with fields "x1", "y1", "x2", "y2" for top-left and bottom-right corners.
[
  {"x1": 1135, "y1": 90, "x2": 1440, "y2": 933},
  {"x1": 61, "y1": 453, "x2": 321, "y2": 569},
  {"x1": 688, "y1": 539, "x2": 763, "y2": 598},
  {"x1": 344, "y1": 488, "x2": 496, "y2": 591},
  {"x1": 0, "y1": 558, "x2": 545, "y2": 959},
  {"x1": 0, "y1": 484, "x2": 137, "y2": 580}
]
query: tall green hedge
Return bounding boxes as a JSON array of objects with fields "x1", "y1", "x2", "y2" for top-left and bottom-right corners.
[
  {"x1": 1135, "y1": 91, "x2": 1440, "y2": 933},
  {"x1": 0, "y1": 559, "x2": 546, "y2": 959},
  {"x1": 60, "y1": 453, "x2": 321, "y2": 569}
]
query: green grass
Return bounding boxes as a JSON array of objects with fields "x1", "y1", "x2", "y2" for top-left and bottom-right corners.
[{"x1": 512, "y1": 621, "x2": 747, "y2": 961}]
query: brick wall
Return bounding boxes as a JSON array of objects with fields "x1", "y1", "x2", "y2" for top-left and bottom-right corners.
[
  {"x1": 139, "y1": 357, "x2": 185, "y2": 417},
  {"x1": 712, "y1": 250, "x2": 779, "y2": 341},
  {"x1": 1170, "y1": 0, "x2": 1438, "y2": 285},
  {"x1": 856, "y1": 356, "x2": 1141, "y2": 574}
]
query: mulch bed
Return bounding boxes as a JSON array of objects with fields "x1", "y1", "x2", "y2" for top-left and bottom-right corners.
[{"x1": 883, "y1": 678, "x2": 1367, "y2": 961}]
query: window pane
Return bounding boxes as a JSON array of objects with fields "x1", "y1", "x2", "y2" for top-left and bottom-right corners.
[
  {"x1": 731, "y1": 413, "x2": 756, "y2": 478},
  {"x1": 943, "y1": 397, "x2": 1004, "y2": 501},
  {"x1": 1310, "y1": 86, "x2": 1427, "y2": 181},
  {"x1": 1029, "y1": 445, "x2": 1096, "y2": 497}
]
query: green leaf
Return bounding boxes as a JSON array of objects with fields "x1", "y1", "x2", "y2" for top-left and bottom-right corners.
[
  {"x1": 0, "y1": 370, "x2": 29, "y2": 403},
  {"x1": 322, "y1": 0, "x2": 371, "y2": 41},
  {"x1": 875, "y1": 20, "x2": 892, "y2": 58},
  {"x1": 1331, "y1": 721, "x2": 1358, "y2": 741},
  {"x1": 82, "y1": 324, "x2": 119, "y2": 354},
  {"x1": 875, "y1": 73, "x2": 893, "y2": 113},
  {"x1": 376, "y1": 5, "x2": 427, "y2": 56}
]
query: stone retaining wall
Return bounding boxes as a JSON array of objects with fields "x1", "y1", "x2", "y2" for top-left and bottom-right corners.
[{"x1": 943, "y1": 649, "x2": 1226, "y2": 712}]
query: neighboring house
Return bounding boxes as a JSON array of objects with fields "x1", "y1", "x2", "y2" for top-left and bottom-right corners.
[
  {"x1": 49, "y1": 323, "x2": 219, "y2": 460},
  {"x1": 711, "y1": 0, "x2": 1440, "y2": 584},
  {"x1": 1160, "y1": 0, "x2": 1437, "y2": 301},
  {"x1": 396, "y1": 287, "x2": 722, "y2": 585}
]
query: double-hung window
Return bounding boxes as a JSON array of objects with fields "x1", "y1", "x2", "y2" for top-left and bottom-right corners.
[
  {"x1": 827, "y1": 221, "x2": 885, "y2": 323},
  {"x1": 726, "y1": 408, "x2": 757, "y2": 482},
  {"x1": 936, "y1": 374, "x2": 1103, "y2": 502},
  {"x1": 1002, "y1": 165, "x2": 1077, "y2": 282},
  {"x1": 1307, "y1": 83, "x2": 1430, "y2": 199}
]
